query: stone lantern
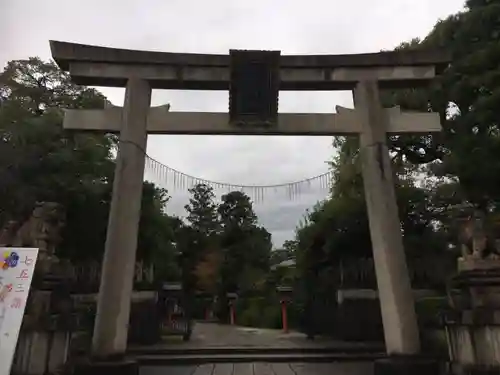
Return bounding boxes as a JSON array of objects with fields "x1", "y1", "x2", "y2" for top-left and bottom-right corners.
[
  {"x1": 442, "y1": 209, "x2": 500, "y2": 373},
  {"x1": 202, "y1": 294, "x2": 215, "y2": 321},
  {"x1": 159, "y1": 283, "x2": 182, "y2": 324},
  {"x1": 157, "y1": 282, "x2": 192, "y2": 341}
]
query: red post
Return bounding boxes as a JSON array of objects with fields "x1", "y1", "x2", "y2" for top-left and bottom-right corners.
[
  {"x1": 281, "y1": 300, "x2": 288, "y2": 334},
  {"x1": 205, "y1": 306, "x2": 210, "y2": 321},
  {"x1": 229, "y1": 302, "x2": 235, "y2": 325}
]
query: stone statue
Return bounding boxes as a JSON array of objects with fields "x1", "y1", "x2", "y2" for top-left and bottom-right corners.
[
  {"x1": 458, "y1": 210, "x2": 500, "y2": 261},
  {"x1": 0, "y1": 202, "x2": 65, "y2": 273},
  {"x1": 446, "y1": 211, "x2": 500, "y2": 370},
  {"x1": 0, "y1": 202, "x2": 67, "y2": 325}
]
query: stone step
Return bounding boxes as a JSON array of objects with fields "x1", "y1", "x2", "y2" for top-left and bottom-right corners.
[
  {"x1": 134, "y1": 352, "x2": 385, "y2": 365},
  {"x1": 129, "y1": 344, "x2": 384, "y2": 356}
]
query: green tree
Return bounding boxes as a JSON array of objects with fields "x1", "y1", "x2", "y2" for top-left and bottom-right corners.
[
  {"x1": 383, "y1": 0, "x2": 500, "y2": 212},
  {"x1": 216, "y1": 191, "x2": 272, "y2": 319},
  {"x1": 293, "y1": 135, "x2": 453, "y2": 337},
  {"x1": 218, "y1": 192, "x2": 270, "y2": 275},
  {"x1": 0, "y1": 57, "x2": 116, "y2": 264},
  {"x1": 218, "y1": 191, "x2": 257, "y2": 231},
  {"x1": 292, "y1": 0, "x2": 500, "y2": 332},
  {"x1": 270, "y1": 240, "x2": 297, "y2": 267},
  {"x1": 185, "y1": 183, "x2": 220, "y2": 236},
  {"x1": 0, "y1": 58, "x2": 180, "y2": 282},
  {"x1": 0, "y1": 58, "x2": 114, "y2": 226},
  {"x1": 137, "y1": 183, "x2": 181, "y2": 281},
  {"x1": 179, "y1": 184, "x2": 221, "y2": 317}
]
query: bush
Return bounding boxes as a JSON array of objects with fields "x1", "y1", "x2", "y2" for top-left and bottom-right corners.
[
  {"x1": 191, "y1": 296, "x2": 210, "y2": 319},
  {"x1": 261, "y1": 305, "x2": 282, "y2": 329},
  {"x1": 238, "y1": 301, "x2": 262, "y2": 327},
  {"x1": 236, "y1": 296, "x2": 284, "y2": 329},
  {"x1": 415, "y1": 296, "x2": 448, "y2": 328},
  {"x1": 415, "y1": 296, "x2": 450, "y2": 358},
  {"x1": 333, "y1": 298, "x2": 383, "y2": 341}
]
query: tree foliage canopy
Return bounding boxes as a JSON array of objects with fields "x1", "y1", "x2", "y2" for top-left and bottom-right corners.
[
  {"x1": 382, "y1": 0, "x2": 500, "y2": 211},
  {"x1": 291, "y1": 0, "x2": 500, "y2": 303},
  {"x1": 0, "y1": 58, "x2": 180, "y2": 280}
]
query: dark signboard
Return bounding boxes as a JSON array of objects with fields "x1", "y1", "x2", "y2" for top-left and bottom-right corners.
[{"x1": 229, "y1": 49, "x2": 280, "y2": 127}]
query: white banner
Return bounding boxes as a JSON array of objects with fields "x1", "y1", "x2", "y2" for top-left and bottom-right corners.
[{"x1": 0, "y1": 247, "x2": 39, "y2": 375}]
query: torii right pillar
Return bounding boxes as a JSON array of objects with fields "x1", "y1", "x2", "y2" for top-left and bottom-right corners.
[{"x1": 354, "y1": 80, "x2": 439, "y2": 375}]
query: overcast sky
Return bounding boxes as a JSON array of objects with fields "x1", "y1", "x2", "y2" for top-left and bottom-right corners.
[{"x1": 1, "y1": 0, "x2": 465, "y2": 247}]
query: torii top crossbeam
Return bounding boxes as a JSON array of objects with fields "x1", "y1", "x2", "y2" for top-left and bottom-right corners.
[{"x1": 50, "y1": 41, "x2": 449, "y2": 90}]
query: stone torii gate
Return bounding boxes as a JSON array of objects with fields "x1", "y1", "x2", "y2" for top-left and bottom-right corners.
[{"x1": 50, "y1": 41, "x2": 448, "y2": 375}]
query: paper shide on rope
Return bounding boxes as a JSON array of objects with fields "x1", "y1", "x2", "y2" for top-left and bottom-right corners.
[{"x1": 144, "y1": 155, "x2": 333, "y2": 204}]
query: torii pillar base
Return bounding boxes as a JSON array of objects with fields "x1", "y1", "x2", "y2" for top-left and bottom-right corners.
[
  {"x1": 374, "y1": 356, "x2": 440, "y2": 375},
  {"x1": 73, "y1": 358, "x2": 138, "y2": 375}
]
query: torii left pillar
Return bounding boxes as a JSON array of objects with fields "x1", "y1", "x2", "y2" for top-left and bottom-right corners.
[{"x1": 75, "y1": 78, "x2": 151, "y2": 375}]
